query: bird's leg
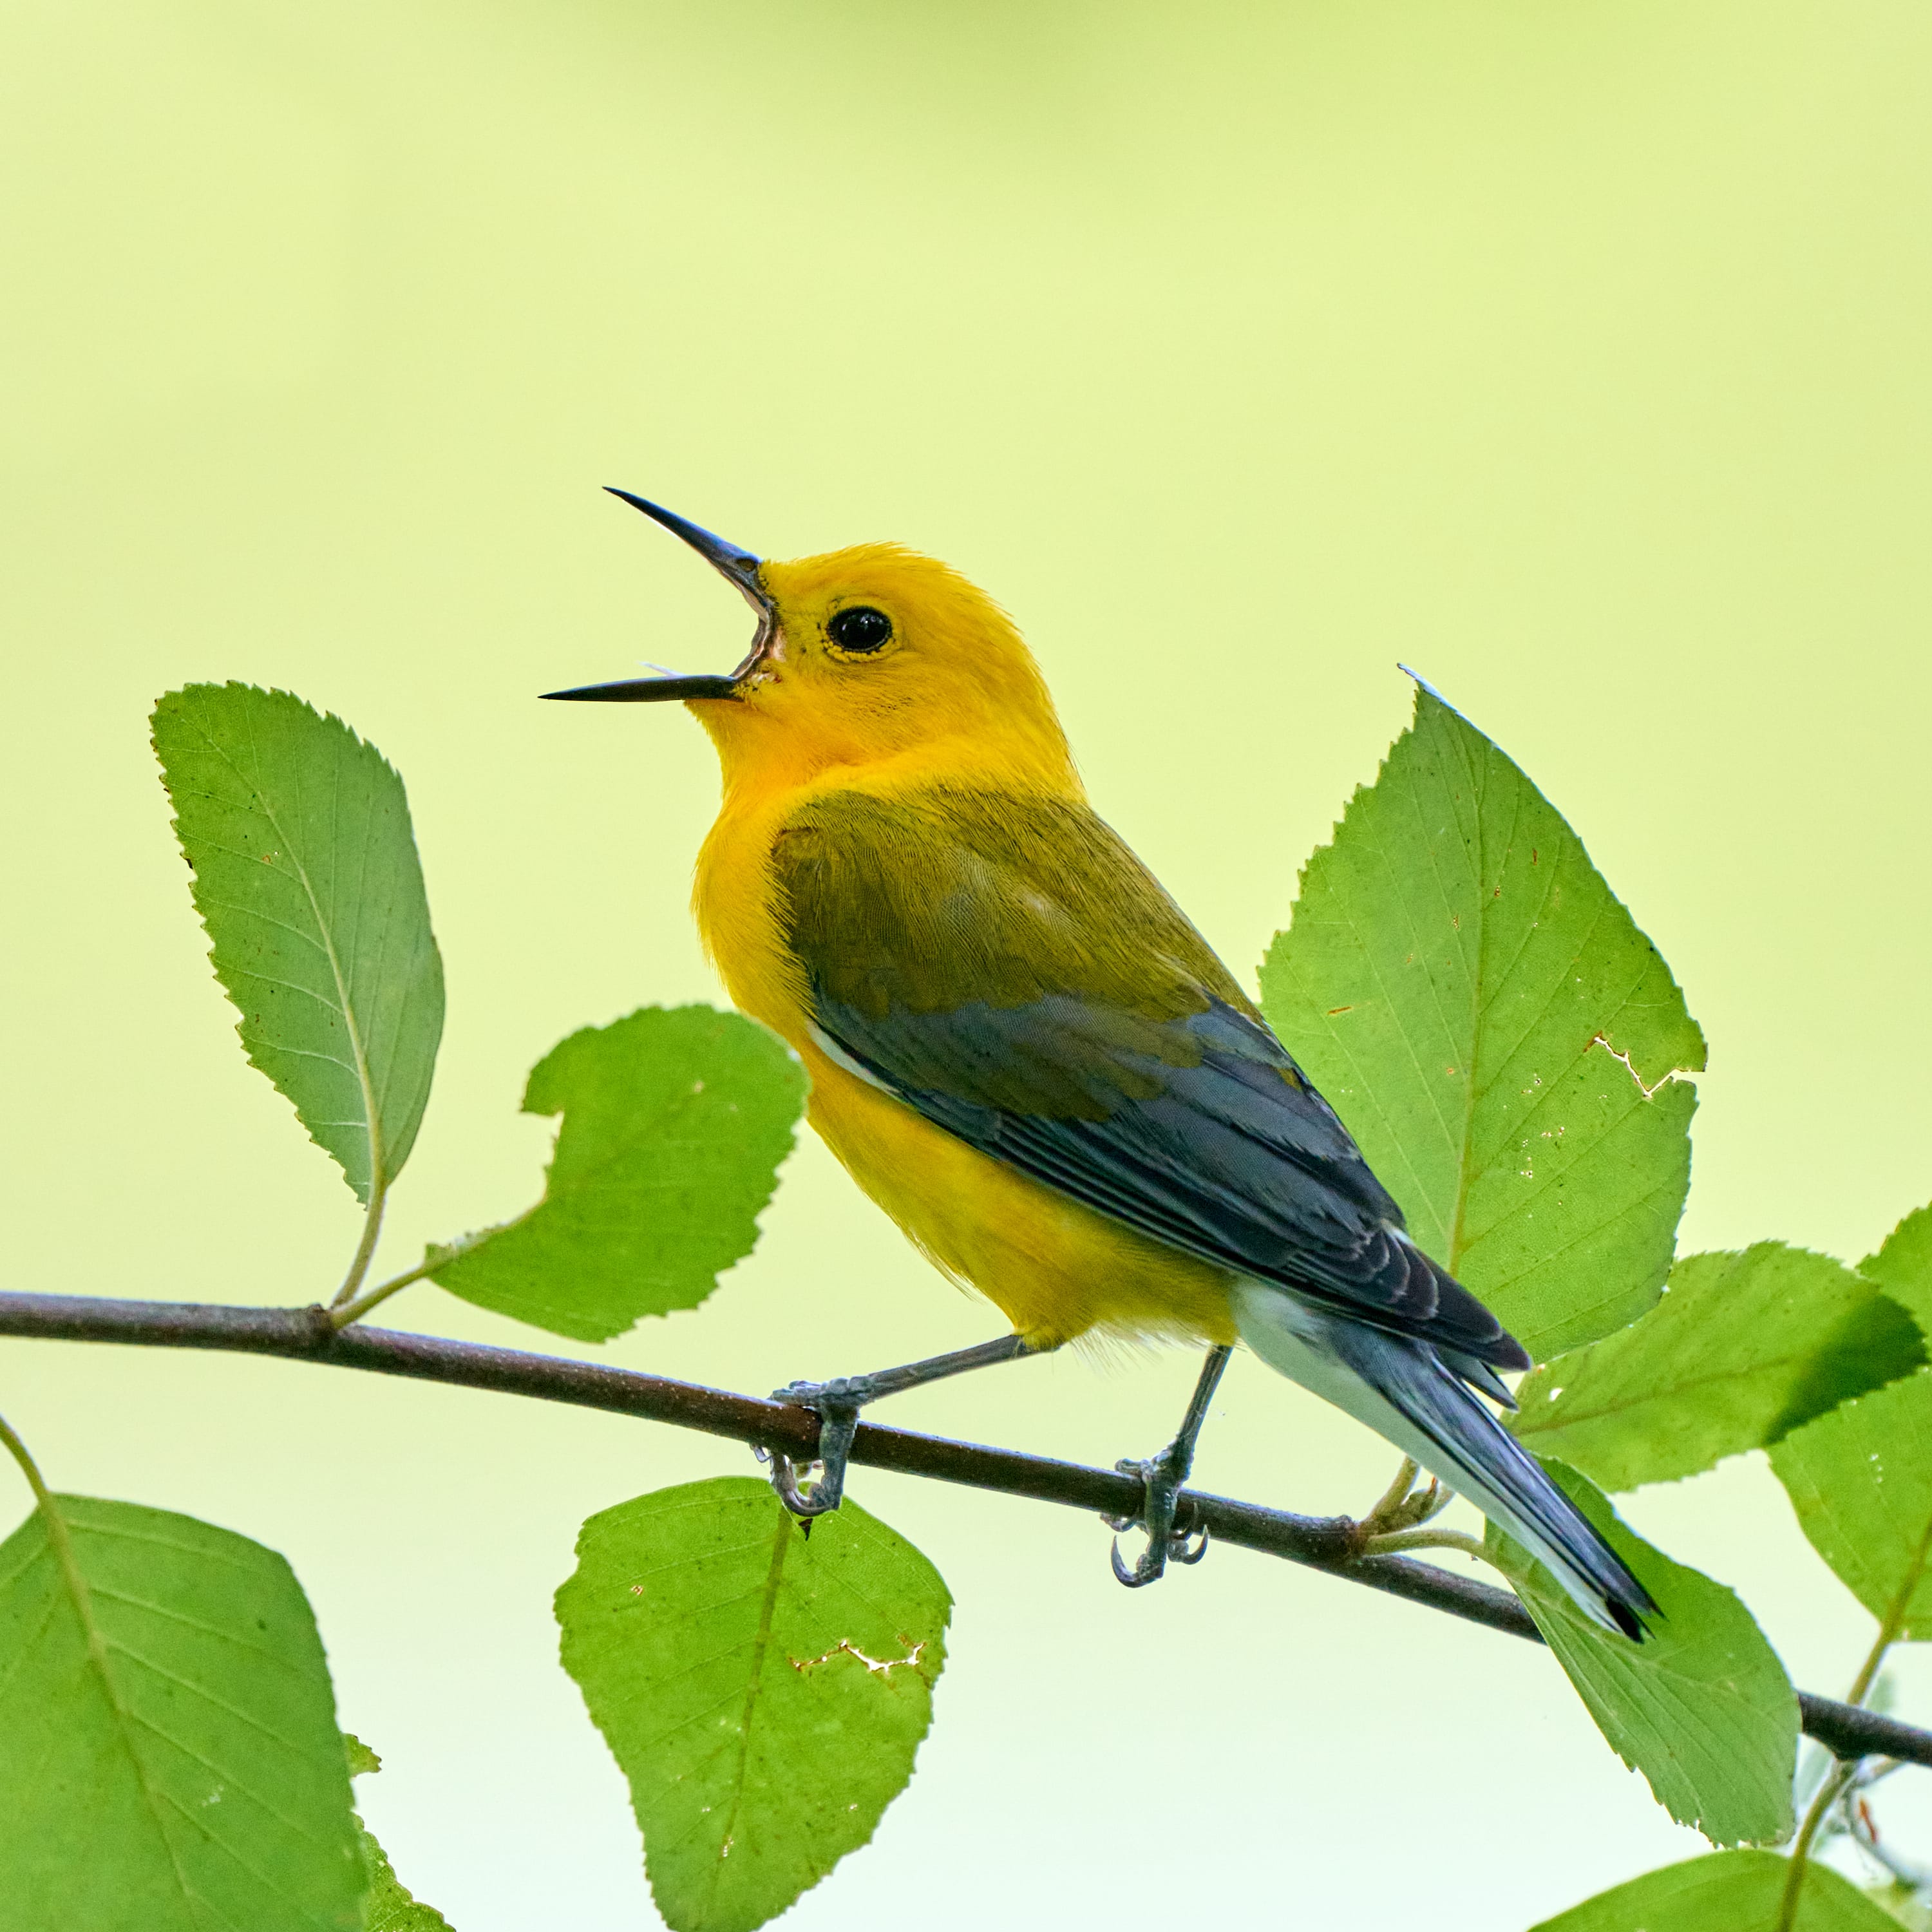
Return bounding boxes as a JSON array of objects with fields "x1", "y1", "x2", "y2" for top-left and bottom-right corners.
[
  {"x1": 764, "y1": 1332, "x2": 1046, "y2": 1519},
  {"x1": 1108, "y1": 1344, "x2": 1233, "y2": 1589}
]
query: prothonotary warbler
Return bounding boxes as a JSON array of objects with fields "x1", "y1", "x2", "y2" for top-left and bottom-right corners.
[{"x1": 545, "y1": 489, "x2": 1653, "y2": 1640}]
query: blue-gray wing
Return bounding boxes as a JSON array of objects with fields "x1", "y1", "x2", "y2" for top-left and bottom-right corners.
[{"x1": 775, "y1": 788, "x2": 1530, "y2": 1374}]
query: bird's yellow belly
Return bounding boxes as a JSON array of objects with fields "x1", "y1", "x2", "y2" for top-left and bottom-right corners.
[
  {"x1": 694, "y1": 783, "x2": 1236, "y2": 1352},
  {"x1": 801, "y1": 1043, "x2": 1238, "y2": 1352}
]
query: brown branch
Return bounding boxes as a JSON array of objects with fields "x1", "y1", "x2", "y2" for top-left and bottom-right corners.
[{"x1": 1, "y1": 1288, "x2": 1924, "y2": 1770}]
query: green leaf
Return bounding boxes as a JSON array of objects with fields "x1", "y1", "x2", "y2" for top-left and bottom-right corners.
[
  {"x1": 1774, "y1": 1294, "x2": 1927, "y2": 1447},
  {"x1": 556, "y1": 1477, "x2": 949, "y2": 1932},
  {"x1": 1770, "y1": 1368, "x2": 1932, "y2": 1639},
  {"x1": 1258, "y1": 683, "x2": 1705, "y2": 1360},
  {"x1": 355, "y1": 1821, "x2": 455, "y2": 1932},
  {"x1": 1860, "y1": 1202, "x2": 1932, "y2": 1335},
  {"x1": 1511, "y1": 1244, "x2": 1924, "y2": 1490},
  {"x1": 0, "y1": 1493, "x2": 365, "y2": 1931},
  {"x1": 345, "y1": 1739, "x2": 453, "y2": 1930},
  {"x1": 1530, "y1": 1850, "x2": 1902, "y2": 1930},
  {"x1": 152, "y1": 683, "x2": 444, "y2": 1205},
  {"x1": 429, "y1": 1007, "x2": 806, "y2": 1342},
  {"x1": 1485, "y1": 1461, "x2": 1797, "y2": 1846}
]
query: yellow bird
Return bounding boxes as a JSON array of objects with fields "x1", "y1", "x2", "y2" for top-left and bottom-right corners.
[{"x1": 547, "y1": 490, "x2": 1651, "y2": 1638}]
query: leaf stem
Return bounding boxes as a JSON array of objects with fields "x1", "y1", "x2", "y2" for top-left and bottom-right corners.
[
  {"x1": 330, "y1": 1255, "x2": 435, "y2": 1330},
  {"x1": 0, "y1": 1408, "x2": 111, "y2": 1686},
  {"x1": 0, "y1": 1406, "x2": 52, "y2": 1507},
  {"x1": 1847, "y1": 1618, "x2": 1902, "y2": 1714},
  {"x1": 329, "y1": 1176, "x2": 390, "y2": 1310},
  {"x1": 1776, "y1": 1754, "x2": 1855, "y2": 1932},
  {"x1": 1846, "y1": 1516, "x2": 1930, "y2": 1709},
  {"x1": 0, "y1": 1410, "x2": 106, "y2": 1671},
  {"x1": 1359, "y1": 1527, "x2": 1492, "y2": 1563}
]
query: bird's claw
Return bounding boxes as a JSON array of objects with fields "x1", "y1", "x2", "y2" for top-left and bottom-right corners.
[
  {"x1": 762, "y1": 1378, "x2": 869, "y2": 1520},
  {"x1": 1171, "y1": 1519, "x2": 1211, "y2": 1565},
  {"x1": 1105, "y1": 1451, "x2": 1207, "y2": 1588},
  {"x1": 1108, "y1": 1520, "x2": 1209, "y2": 1588},
  {"x1": 767, "y1": 1449, "x2": 846, "y2": 1519}
]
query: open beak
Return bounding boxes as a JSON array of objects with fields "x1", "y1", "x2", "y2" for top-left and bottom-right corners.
[{"x1": 541, "y1": 489, "x2": 775, "y2": 703}]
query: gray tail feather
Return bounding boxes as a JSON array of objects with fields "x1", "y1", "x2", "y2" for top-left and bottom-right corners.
[
  {"x1": 1438, "y1": 1348, "x2": 1518, "y2": 1410},
  {"x1": 1235, "y1": 1288, "x2": 1656, "y2": 1640}
]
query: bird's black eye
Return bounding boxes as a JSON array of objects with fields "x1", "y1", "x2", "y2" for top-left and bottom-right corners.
[{"x1": 826, "y1": 605, "x2": 893, "y2": 654}]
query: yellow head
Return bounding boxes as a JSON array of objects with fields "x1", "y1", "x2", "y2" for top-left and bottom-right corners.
[{"x1": 544, "y1": 493, "x2": 1079, "y2": 799}]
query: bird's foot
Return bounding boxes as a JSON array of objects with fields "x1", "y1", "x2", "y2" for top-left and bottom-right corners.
[
  {"x1": 1106, "y1": 1440, "x2": 1209, "y2": 1588},
  {"x1": 762, "y1": 1374, "x2": 882, "y2": 1519},
  {"x1": 1349, "y1": 1457, "x2": 1454, "y2": 1553},
  {"x1": 757, "y1": 1336, "x2": 1044, "y2": 1519}
]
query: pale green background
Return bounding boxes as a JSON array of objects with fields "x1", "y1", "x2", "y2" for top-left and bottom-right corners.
[{"x1": 4, "y1": 3, "x2": 1930, "y2": 1926}]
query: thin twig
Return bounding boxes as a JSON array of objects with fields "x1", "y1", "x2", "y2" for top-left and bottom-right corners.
[
  {"x1": 1848, "y1": 1534, "x2": 1927, "y2": 1709},
  {"x1": 1778, "y1": 1758, "x2": 1857, "y2": 1932},
  {"x1": 0, "y1": 1287, "x2": 1927, "y2": 1771},
  {"x1": 330, "y1": 1258, "x2": 437, "y2": 1330}
]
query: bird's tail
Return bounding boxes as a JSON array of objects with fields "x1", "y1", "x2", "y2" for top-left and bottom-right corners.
[{"x1": 1232, "y1": 1282, "x2": 1656, "y2": 1640}]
